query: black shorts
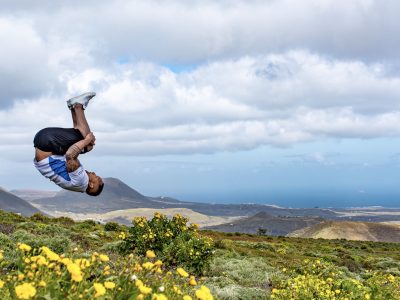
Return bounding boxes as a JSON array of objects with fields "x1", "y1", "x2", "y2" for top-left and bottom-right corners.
[{"x1": 33, "y1": 127, "x2": 84, "y2": 155}]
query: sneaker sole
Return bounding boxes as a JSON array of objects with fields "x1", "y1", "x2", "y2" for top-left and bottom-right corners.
[{"x1": 67, "y1": 92, "x2": 96, "y2": 109}]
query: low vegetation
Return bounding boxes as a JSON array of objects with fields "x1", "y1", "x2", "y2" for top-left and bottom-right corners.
[
  {"x1": 0, "y1": 210, "x2": 399, "y2": 299},
  {"x1": 204, "y1": 231, "x2": 400, "y2": 299},
  {"x1": 119, "y1": 213, "x2": 214, "y2": 274},
  {"x1": 0, "y1": 211, "x2": 213, "y2": 300}
]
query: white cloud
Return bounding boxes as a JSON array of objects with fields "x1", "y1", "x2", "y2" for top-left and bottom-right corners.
[
  {"x1": 1, "y1": 1, "x2": 400, "y2": 159},
  {"x1": 0, "y1": 18, "x2": 56, "y2": 107},
  {"x1": 1, "y1": 51, "x2": 399, "y2": 158},
  {"x1": 2, "y1": 0, "x2": 400, "y2": 64}
]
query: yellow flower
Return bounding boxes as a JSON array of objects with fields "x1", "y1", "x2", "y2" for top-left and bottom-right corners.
[
  {"x1": 93, "y1": 283, "x2": 106, "y2": 298},
  {"x1": 189, "y1": 276, "x2": 197, "y2": 286},
  {"x1": 18, "y1": 243, "x2": 32, "y2": 252},
  {"x1": 39, "y1": 281, "x2": 46, "y2": 287},
  {"x1": 40, "y1": 246, "x2": 60, "y2": 261},
  {"x1": 152, "y1": 293, "x2": 168, "y2": 300},
  {"x1": 99, "y1": 254, "x2": 109, "y2": 262},
  {"x1": 0, "y1": 280, "x2": 5, "y2": 288},
  {"x1": 135, "y1": 279, "x2": 144, "y2": 288},
  {"x1": 0, "y1": 252, "x2": 3, "y2": 261},
  {"x1": 75, "y1": 258, "x2": 91, "y2": 269},
  {"x1": 387, "y1": 274, "x2": 395, "y2": 283},
  {"x1": 142, "y1": 262, "x2": 154, "y2": 270},
  {"x1": 139, "y1": 285, "x2": 152, "y2": 295},
  {"x1": 146, "y1": 250, "x2": 156, "y2": 258},
  {"x1": 195, "y1": 286, "x2": 213, "y2": 300},
  {"x1": 15, "y1": 282, "x2": 36, "y2": 299},
  {"x1": 177, "y1": 267, "x2": 189, "y2": 277},
  {"x1": 137, "y1": 295, "x2": 144, "y2": 300},
  {"x1": 67, "y1": 263, "x2": 83, "y2": 282},
  {"x1": 104, "y1": 281, "x2": 116, "y2": 289},
  {"x1": 36, "y1": 255, "x2": 48, "y2": 266},
  {"x1": 173, "y1": 285, "x2": 182, "y2": 295},
  {"x1": 61, "y1": 258, "x2": 72, "y2": 265},
  {"x1": 183, "y1": 296, "x2": 193, "y2": 300},
  {"x1": 365, "y1": 294, "x2": 371, "y2": 300},
  {"x1": 18, "y1": 274, "x2": 25, "y2": 280},
  {"x1": 71, "y1": 273, "x2": 83, "y2": 282},
  {"x1": 67, "y1": 263, "x2": 81, "y2": 275},
  {"x1": 154, "y1": 260, "x2": 163, "y2": 267}
]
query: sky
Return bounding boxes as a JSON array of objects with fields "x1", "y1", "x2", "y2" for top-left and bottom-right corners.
[{"x1": 1, "y1": 0, "x2": 400, "y2": 207}]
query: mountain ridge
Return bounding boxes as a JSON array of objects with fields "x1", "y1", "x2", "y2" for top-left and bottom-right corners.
[{"x1": 0, "y1": 188, "x2": 43, "y2": 216}]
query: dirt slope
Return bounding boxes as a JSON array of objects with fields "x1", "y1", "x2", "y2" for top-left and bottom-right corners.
[{"x1": 289, "y1": 221, "x2": 400, "y2": 243}]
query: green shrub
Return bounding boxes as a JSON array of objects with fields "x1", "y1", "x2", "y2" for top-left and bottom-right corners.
[
  {"x1": 36, "y1": 224, "x2": 71, "y2": 237},
  {"x1": 10, "y1": 229, "x2": 71, "y2": 253},
  {"x1": 69, "y1": 232, "x2": 105, "y2": 250},
  {"x1": 251, "y1": 242, "x2": 276, "y2": 252},
  {"x1": 15, "y1": 222, "x2": 39, "y2": 232},
  {"x1": 216, "y1": 239, "x2": 235, "y2": 250},
  {"x1": 119, "y1": 212, "x2": 214, "y2": 274},
  {"x1": 52, "y1": 216, "x2": 75, "y2": 226},
  {"x1": 29, "y1": 213, "x2": 52, "y2": 223},
  {"x1": 104, "y1": 221, "x2": 120, "y2": 232},
  {"x1": 100, "y1": 241, "x2": 124, "y2": 252},
  {"x1": 0, "y1": 223, "x2": 15, "y2": 235},
  {"x1": 0, "y1": 233, "x2": 13, "y2": 253},
  {"x1": 209, "y1": 284, "x2": 268, "y2": 300},
  {"x1": 271, "y1": 259, "x2": 400, "y2": 300},
  {"x1": 74, "y1": 219, "x2": 97, "y2": 230},
  {"x1": 0, "y1": 210, "x2": 26, "y2": 223}
]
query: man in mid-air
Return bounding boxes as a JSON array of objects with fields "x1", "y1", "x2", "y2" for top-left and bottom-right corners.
[{"x1": 33, "y1": 92, "x2": 104, "y2": 196}]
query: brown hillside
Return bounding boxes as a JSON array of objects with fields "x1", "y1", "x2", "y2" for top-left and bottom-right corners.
[
  {"x1": 0, "y1": 189, "x2": 43, "y2": 216},
  {"x1": 288, "y1": 220, "x2": 400, "y2": 243}
]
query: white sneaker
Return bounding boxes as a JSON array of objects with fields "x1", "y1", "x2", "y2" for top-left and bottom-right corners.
[{"x1": 67, "y1": 92, "x2": 96, "y2": 109}]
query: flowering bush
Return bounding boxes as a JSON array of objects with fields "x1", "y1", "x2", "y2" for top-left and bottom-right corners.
[
  {"x1": 271, "y1": 259, "x2": 400, "y2": 299},
  {"x1": 119, "y1": 213, "x2": 214, "y2": 274},
  {"x1": 0, "y1": 242, "x2": 214, "y2": 300}
]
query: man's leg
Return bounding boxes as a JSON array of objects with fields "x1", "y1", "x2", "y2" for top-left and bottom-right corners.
[{"x1": 71, "y1": 104, "x2": 91, "y2": 137}]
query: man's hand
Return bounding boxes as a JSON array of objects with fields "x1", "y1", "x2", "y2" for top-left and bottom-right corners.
[
  {"x1": 85, "y1": 132, "x2": 96, "y2": 146},
  {"x1": 65, "y1": 132, "x2": 96, "y2": 172},
  {"x1": 84, "y1": 132, "x2": 96, "y2": 152}
]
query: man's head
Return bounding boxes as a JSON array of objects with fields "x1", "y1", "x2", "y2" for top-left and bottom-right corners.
[{"x1": 86, "y1": 171, "x2": 104, "y2": 196}]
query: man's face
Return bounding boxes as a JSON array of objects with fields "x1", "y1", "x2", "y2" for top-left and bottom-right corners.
[{"x1": 86, "y1": 171, "x2": 103, "y2": 194}]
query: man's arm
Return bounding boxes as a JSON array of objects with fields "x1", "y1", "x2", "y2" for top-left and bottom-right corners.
[{"x1": 66, "y1": 132, "x2": 95, "y2": 172}]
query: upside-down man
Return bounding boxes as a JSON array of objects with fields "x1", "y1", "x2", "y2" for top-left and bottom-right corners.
[{"x1": 33, "y1": 92, "x2": 104, "y2": 196}]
